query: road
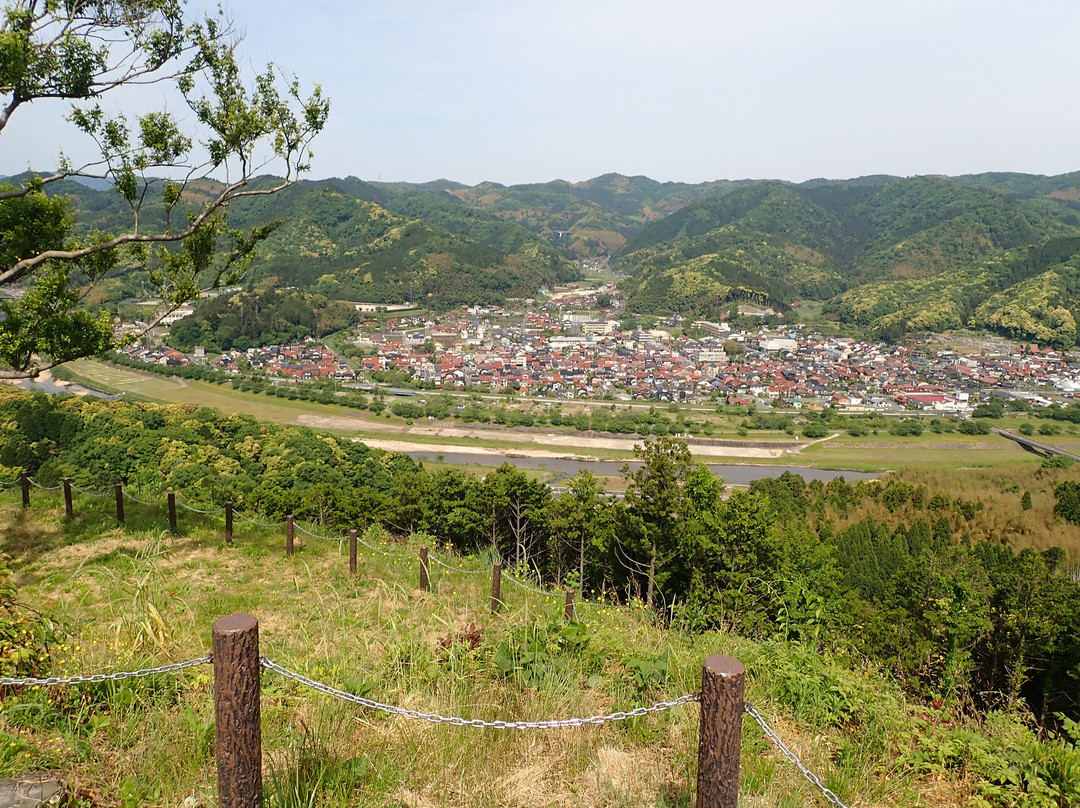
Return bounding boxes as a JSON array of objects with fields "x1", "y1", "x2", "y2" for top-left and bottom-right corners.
[{"x1": 991, "y1": 427, "x2": 1080, "y2": 461}]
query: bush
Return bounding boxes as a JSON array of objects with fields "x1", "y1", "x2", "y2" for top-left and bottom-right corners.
[
  {"x1": 958, "y1": 419, "x2": 991, "y2": 435},
  {"x1": 0, "y1": 555, "x2": 58, "y2": 677},
  {"x1": 889, "y1": 419, "x2": 924, "y2": 437},
  {"x1": 1043, "y1": 455, "x2": 1077, "y2": 471}
]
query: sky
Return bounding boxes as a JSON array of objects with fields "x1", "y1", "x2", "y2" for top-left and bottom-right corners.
[{"x1": 4, "y1": 0, "x2": 1079, "y2": 186}]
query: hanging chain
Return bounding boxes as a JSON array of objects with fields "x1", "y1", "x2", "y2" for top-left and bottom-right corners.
[
  {"x1": 0, "y1": 656, "x2": 212, "y2": 687},
  {"x1": 744, "y1": 703, "x2": 851, "y2": 808},
  {"x1": 262, "y1": 658, "x2": 697, "y2": 729}
]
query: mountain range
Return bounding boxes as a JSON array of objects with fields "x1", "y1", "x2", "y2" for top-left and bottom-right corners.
[{"x1": 12, "y1": 169, "x2": 1080, "y2": 346}]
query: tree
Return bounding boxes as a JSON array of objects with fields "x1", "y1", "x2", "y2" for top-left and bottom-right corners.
[
  {"x1": 1053, "y1": 480, "x2": 1080, "y2": 525},
  {"x1": 620, "y1": 435, "x2": 692, "y2": 609},
  {"x1": 0, "y1": 0, "x2": 329, "y2": 377},
  {"x1": 547, "y1": 469, "x2": 606, "y2": 590}
]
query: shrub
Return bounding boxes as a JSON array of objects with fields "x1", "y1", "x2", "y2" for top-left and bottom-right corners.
[{"x1": 959, "y1": 419, "x2": 991, "y2": 435}]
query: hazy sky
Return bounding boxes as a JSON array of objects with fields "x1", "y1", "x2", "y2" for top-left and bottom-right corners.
[{"x1": 4, "y1": 0, "x2": 1078, "y2": 186}]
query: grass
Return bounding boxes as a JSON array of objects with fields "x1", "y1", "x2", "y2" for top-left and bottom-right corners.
[{"x1": 1, "y1": 484, "x2": 1036, "y2": 808}]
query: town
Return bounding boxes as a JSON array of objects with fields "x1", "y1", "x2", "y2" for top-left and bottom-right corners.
[{"x1": 118, "y1": 287, "x2": 1080, "y2": 414}]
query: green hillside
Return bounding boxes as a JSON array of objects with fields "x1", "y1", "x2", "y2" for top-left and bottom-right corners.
[
  {"x1": 411, "y1": 173, "x2": 753, "y2": 256},
  {"x1": 13, "y1": 168, "x2": 1080, "y2": 341},
  {"x1": 17, "y1": 174, "x2": 580, "y2": 309},
  {"x1": 612, "y1": 176, "x2": 1080, "y2": 341},
  {"x1": 830, "y1": 236, "x2": 1080, "y2": 345}
]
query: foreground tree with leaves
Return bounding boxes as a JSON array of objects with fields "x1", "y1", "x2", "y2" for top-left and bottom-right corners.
[{"x1": 0, "y1": 0, "x2": 328, "y2": 377}]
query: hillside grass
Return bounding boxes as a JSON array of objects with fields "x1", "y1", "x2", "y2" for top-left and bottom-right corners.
[{"x1": 1, "y1": 484, "x2": 1043, "y2": 808}]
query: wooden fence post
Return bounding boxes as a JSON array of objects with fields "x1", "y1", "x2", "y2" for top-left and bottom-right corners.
[
  {"x1": 419, "y1": 545, "x2": 429, "y2": 592},
  {"x1": 564, "y1": 589, "x2": 575, "y2": 621},
  {"x1": 63, "y1": 478, "x2": 73, "y2": 519},
  {"x1": 349, "y1": 529, "x2": 357, "y2": 576},
  {"x1": 696, "y1": 655, "x2": 746, "y2": 808},
  {"x1": 168, "y1": 492, "x2": 177, "y2": 533},
  {"x1": 285, "y1": 515, "x2": 294, "y2": 557},
  {"x1": 20, "y1": 472, "x2": 28, "y2": 508},
  {"x1": 225, "y1": 502, "x2": 233, "y2": 544},
  {"x1": 114, "y1": 483, "x2": 124, "y2": 523},
  {"x1": 213, "y1": 614, "x2": 262, "y2": 808},
  {"x1": 491, "y1": 562, "x2": 502, "y2": 613}
]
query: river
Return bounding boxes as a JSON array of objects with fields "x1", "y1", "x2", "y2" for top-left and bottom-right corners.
[{"x1": 401, "y1": 450, "x2": 877, "y2": 486}]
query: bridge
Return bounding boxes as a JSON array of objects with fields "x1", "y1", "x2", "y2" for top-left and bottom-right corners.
[{"x1": 992, "y1": 427, "x2": 1080, "y2": 461}]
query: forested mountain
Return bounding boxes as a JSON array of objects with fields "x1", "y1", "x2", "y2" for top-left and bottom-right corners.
[
  {"x1": 17, "y1": 174, "x2": 580, "y2": 309},
  {"x1": 14, "y1": 169, "x2": 1080, "y2": 343},
  {"x1": 389, "y1": 173, "x2": 753, "y2": 255},
  {"x1": 611, "y1": 176, "x2": 1080, "y2": 344}
]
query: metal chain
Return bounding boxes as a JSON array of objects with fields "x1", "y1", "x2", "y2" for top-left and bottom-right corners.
[
  {"x1": 0, "y1": 656, "x2": 212, "y2": 687},
  {"x1": 294, "y1": 523, "x2": 345, "y2": 542},
  {"x1": 70, "y1": 483, "x2": 110, "y2": 497},
  {"x1": 430, "y1": 556, "x2": 494, "y2": 574},
  {"x1": 123, "y1": 491, "x2": 164, "y2": 507},
  {"x1": 355, "y1": 533, "x2": 413, "y2": 559},
  {"x1": 176, "y1": 501, "x2": 225, "y2": 515},
  {"x1": 744, "y1": 703, "x2": 851, "y2": 808},
  {"x1": 0, "y1": 476, "x2": 17, "y2": 488},
  {"x1": 262, "y1": 658, "x2": 698, "y2": 729},
  {"x1": 234, "y1": 511, "x2": 288, "y2": 529},
  {"x1": 27, "y1": 478, "x2": 63, "y2": 491},
  {"x1": 502, "y1": 573, "x2": 552, "y2": 597}
]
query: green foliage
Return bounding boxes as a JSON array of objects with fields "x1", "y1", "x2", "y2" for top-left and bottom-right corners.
[
  {"x1": 168, "y1": 287, "x2": 361, "y2": 352},
  {"x1": 889, "y1": 419, "x2": 925, "y2": 437},
  {"x1": 959, "y1": 419, "x2": 992, "y2": 435},
  {"x1": 906, "y1": 711, "x2": 1080, "y2": 808},
  {"x1": 1042, "y1": 455, "x2": 1076, "y2": 471},
  {"x1": 492, "y1": 620, "x2": 593, "y2": 689},
  {"x1": 623, "y1": 651, "x2": 669, "y2": 693},
  {"x1": 209, "y1": 185, "x2": 578, "y2": 308},
  {"x1": 1053, "y1": 480, "x2": 1080, "y2": 524},
  {"x1": 973, "y1": 398, "x2": 1006, "y2": 419},
  {"x1": 0, "y1": 1, "x2": 328, "y2": 377},
  {"x1": 0, "y1": 389, "x2": 416, "y2": 525},
  {"x1": 614, "y1": 176, "x2": 1080, "y2": 325},
  {"x1": 0, "y1": 554, "x2": 57, "y2": 677}
]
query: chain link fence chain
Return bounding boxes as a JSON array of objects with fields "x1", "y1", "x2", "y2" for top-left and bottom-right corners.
[
  {"x1": 744, "y1": 703, "x2": 851, "y2": 808},
  {"x1": 0, "y1": 476, "x2": 18, "y2": 488},
  {"x1": 0, "y1": 656, "x2": 212, "y2": 687},
  {"x1": 502, "y1": 573, "x2": 552, "y2": 597},
  {"x1": 262, "y1": 658, "x2": 698, "y2": 729},
  {"x1": 70, "y1": 483, "x2": 110, "y2": 498},
  {"x1": 355, "y1": 533, "x2": 413, "y2": 559}
]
